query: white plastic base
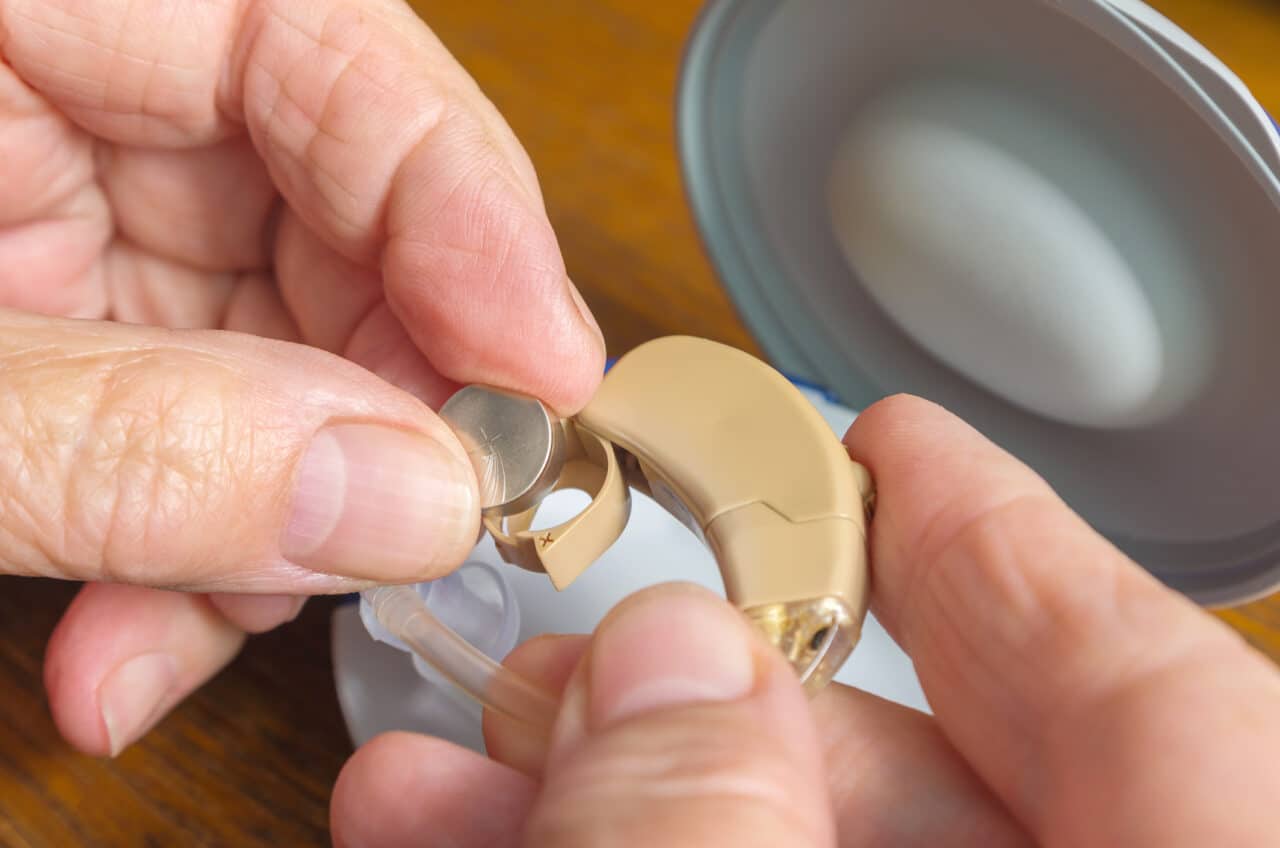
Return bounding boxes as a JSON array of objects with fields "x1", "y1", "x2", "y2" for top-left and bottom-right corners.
[{"x1": 331, "y1": 388, "x2": 928, "y2": 752}]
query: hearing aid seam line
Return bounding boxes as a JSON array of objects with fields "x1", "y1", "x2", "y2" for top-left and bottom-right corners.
[{"x1": 583, "y1": 424, "x2": 860, "y2": 529}]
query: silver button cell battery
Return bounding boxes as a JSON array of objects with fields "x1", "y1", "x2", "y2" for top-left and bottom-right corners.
[{"x1": 439, "y1": 385, "x2": 566, "y2": 517}]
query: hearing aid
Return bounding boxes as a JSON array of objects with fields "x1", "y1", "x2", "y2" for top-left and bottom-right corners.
[{"x1": 439, "y1": 335, "x2": 874, "y2": 696}]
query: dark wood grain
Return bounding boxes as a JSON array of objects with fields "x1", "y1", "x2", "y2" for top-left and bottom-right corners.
[
  {"x1": 0, "y1": 578, "x2": 349, "y2": 845},
  {"x1": 1, "y1": 1, "x2": 1278, "y2": 844}
]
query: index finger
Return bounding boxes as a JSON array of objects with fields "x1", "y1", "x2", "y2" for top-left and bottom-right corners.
[
  {"x1": 1, "y1": 0, "x2": 604, "y2": 412},
  {"x1": 845, "y1": 395, "x2": 1280, "y2": 845}
]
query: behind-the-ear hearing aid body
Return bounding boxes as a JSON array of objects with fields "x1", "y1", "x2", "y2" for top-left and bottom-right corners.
[{"x1": 362, "y1": 336, "x2": 873, "y2": 728}]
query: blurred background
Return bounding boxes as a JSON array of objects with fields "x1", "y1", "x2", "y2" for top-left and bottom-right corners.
[{"x1": 0, "y1": 1, "x2": 1277, "y2": 844}]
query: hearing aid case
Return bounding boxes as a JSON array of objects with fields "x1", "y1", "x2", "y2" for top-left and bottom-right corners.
[
  {"x1": 678, "y1": 0, "x2": 1280, "y2": 606},
  {"x1": 331, "y1": 0, "x2": 1280, "y2": 749}
]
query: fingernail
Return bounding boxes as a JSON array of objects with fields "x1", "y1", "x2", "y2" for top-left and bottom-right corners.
[
  {"x1": 282, "y1": 424, "x2": 477, "y2": 581},
  {"x1": 99, "y1": 652, "x2": 178, "y2": 757},
  {"x1": 588, "y1": 586, "x2": 758, "y2": 729},
  {"x1": 567, "y1": 279, "x2": 605, "y2": 352}
]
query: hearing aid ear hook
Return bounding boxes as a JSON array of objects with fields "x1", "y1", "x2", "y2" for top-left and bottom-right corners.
[
  {"x1": 485, "y1": 420, "x2": 633, "y2": 589},
  {"x1": 440, "y1": 336, "x2": 874, "y2": 696}
]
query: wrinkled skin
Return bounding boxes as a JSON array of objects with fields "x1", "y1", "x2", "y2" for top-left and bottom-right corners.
[
  {"x1": 3, "y1": 2, "x2": 1279, "y2": 846},
  {"x1": 335, "y1": 397, "x2": 1280, "y2": 848},
  {"x1": 1, "y1": 0, "x2": 603, "y2": 758}
]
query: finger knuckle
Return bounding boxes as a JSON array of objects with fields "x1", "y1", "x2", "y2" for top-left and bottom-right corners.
[
  {"x1": 240, "y1": 0, "x2": 461, "y2": 259},
  {"x1": 63, "y1": 349, "x2": 252, "y2": 581},
  {"x1": 3, "y1": 0, "x2": 235, "y2": 144},
  {"x1": 0, "y1": 389, "x2": 60, "y2": 575}
]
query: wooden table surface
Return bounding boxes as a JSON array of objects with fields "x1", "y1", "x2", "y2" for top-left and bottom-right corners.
[{"x1": 2, "y1": 0, "x2": 1279, "y2": 844}]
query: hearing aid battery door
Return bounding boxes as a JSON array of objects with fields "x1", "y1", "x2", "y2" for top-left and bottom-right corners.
[{"x1": 678, "y1": 0, "x2": 1280, "y2": 606}]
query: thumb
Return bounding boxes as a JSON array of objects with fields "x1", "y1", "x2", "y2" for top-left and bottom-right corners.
[
  {"x1": 526, "y1": 584, "x2": 836, "y2": 847},
  {"x1": 0, "y1": 309, "x2": 478, "y2": 591}
]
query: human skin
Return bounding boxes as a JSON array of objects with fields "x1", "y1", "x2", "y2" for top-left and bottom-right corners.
[
  {"x1": 334, "y1": 396, "x2": 1280, "y2": 848},
  {"x1": 0, "y1": 0, "x2": 602, "y2": 758},
  {"x1": 4, "y1": 2, "x2": 1279, "y2": 845}
]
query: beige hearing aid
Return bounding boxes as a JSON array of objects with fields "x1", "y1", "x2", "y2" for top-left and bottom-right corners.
[{"x1": 445, "y1": 336, "x2": 874, "y2": 695}]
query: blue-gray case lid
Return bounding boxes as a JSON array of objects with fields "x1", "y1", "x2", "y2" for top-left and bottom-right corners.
[{"x1": 676, "y1": 0, "x2": 1280, "y2": 605}]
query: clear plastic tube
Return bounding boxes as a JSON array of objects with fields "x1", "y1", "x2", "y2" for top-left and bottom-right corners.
[{"x1": 360, "y1": 584, "x2": 559, "y2": 732}]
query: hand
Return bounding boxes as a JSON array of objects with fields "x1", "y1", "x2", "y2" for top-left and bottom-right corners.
[
  {"x1": 0, "y1": 0, "x2": 603, "y2": 757},
  {"x1": 332, "y1": 396, "x2": 1280, "y2": 847}
]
